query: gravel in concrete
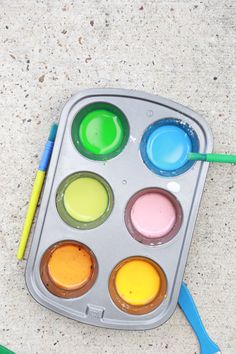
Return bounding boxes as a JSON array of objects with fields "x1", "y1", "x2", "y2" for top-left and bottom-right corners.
[{"x1": 0, "y1": 1, "x2": 235, "y2": 353}]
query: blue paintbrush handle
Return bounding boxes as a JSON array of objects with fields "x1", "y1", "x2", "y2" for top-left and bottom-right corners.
[
  {"x1": 38, "y1": 140, "x2": 54, "y2": 171},
  {"x1": 178, "y1": 282, "x2": 220, "y2": 354}
]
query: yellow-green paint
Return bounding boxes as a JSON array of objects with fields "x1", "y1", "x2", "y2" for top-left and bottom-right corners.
[
  {"x1": 17, "y1": 170, "x2": 45, "y2": 260},
  {"x1": 115, "y1": 259, "x2": 161, "y2": 306},
  {"x1": 63, "y1": 177, "x2": 108, "y2": 222},
  {"x1": 56, "y1": 172, "x2": 113, "y2": 229}
]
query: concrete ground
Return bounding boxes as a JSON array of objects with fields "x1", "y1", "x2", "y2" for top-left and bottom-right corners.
[{"x1": 0, "y1": 1, "x2": 235, "y2": 353}]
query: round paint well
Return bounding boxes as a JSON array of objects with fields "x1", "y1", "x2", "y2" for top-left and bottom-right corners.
[
  {"x1": 40, "y1": 241, "x2": 98, "y2": 298},
  {"x1": 140, "y1": 118, "x2": 199, "y2": 176},
  {"x1": 63, "y1": 177, "x2": 108, "y2": 222},
  {"x1": 125, "y1": 188, "x2": 183, "y2": 245},
  {"x1": 56, "y1": 172, "x2": 113, "y2": 229},
  {"x1": 72, "y1": 102, "x2": 129, "y2": 160},
  {"x1": 109, "y1": 257, "x2": 167, "y2": 314}
]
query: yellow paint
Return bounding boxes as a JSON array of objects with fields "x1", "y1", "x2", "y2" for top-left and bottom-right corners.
[
  {"x1": 17, "y1": 170, "x2": 45, "y2": 260},
  {"x1": 115, "y1": 260, "x2": 161, "y2": 306},
  {"x1": 48, "y1": 244, "x2": 92, "y2": 290},
  {"x1": 63, "y1": 177, "x2": 108, "y2": 222}
]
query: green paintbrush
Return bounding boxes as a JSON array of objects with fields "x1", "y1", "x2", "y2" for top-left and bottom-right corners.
[
  {"x1": 0, "y1": 344, "x2": 15, "y2": 354},
  {"x1": 189, "y1": 152, "x2": 236, "y2": 164}
]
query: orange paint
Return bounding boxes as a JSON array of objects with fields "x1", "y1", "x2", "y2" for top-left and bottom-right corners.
[{"x1": 48, "y1": 244, "x2": 93, "y2": 290}]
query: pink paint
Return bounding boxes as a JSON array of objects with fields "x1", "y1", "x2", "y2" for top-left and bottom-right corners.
[{"x1": 130, "y1": 192, "x2": 176, "y2": 238}]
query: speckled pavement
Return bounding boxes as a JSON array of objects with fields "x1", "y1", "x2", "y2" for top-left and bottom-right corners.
[{"x1": 0, "y1": 1, "x2": 235, "y2": 353}]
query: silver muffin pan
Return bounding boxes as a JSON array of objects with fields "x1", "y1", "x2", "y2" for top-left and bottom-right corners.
[{"x1": 25, "y1": 88, "x2": 213, "y2": 330}]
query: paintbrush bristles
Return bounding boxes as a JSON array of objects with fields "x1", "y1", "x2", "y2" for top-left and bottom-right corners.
[{"x1": 48, "y1": 123, "x2": 58, "y2": 142}]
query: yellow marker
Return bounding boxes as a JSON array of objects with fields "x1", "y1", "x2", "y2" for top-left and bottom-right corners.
[
  {"x1": 63, "y1": 177, "x2": 108, "y2": 222},
  {"x1": 17, "y1": 123, "x2": 58, "y2": 260},
  {"x1": 115, "y1": 259, "x2": 161, "y2": 306},
  {"x1": 48, "y1": 244, "x2": 93, "y2": 290}
]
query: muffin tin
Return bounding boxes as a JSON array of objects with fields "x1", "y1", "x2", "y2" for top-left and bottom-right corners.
[{"x1": 25, "y1": 88, "x2": 213, "y2": 330}]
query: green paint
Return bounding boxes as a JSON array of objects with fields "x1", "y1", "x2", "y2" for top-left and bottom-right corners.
[
  {"x1": 72, "y1": 102, "x2": 129, "y2": 160},
  {"x1": 79, "y1": 109, "x2": 124, "y2": 155}
]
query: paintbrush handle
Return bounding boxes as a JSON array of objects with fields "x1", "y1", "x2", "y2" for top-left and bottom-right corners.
[
  {"x1": 17, "y1": 171, "x2": 45, "y2": 260},
  {"x1": 17, "y1": 124, "x2": 57, "y2": 261},
  {"x1": 189, "y1": 152, "x2": 236, "y2": 164},
  {"x1": 0, "y1": 344, "x2": 15, "y2": 354},
  {"x1": 178, "y1": 283, "x2": 220, "y2": 354}
]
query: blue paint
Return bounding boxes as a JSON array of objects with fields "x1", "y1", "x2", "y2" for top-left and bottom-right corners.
[
  {"x1": 140, "y1": 119, "x2": 199, "y2": 177},
  {"x1": 146, "y1": 125, "x2": 192, "y2": 171}
]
